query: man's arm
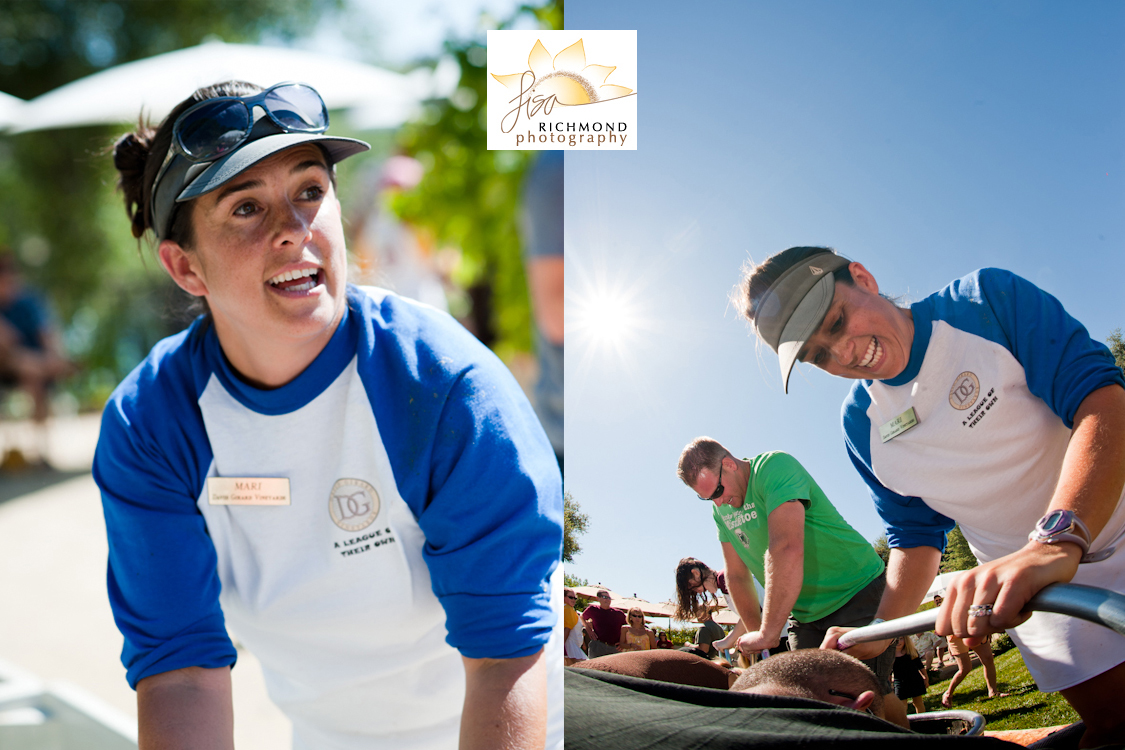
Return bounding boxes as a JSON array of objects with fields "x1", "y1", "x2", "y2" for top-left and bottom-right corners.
[
  {"x1": 720, "y1": 541, "x2": 761, "y2": 633},
  {"x1": 738, "y1": 500, "x2": 805, "y2": 653},
  {"x1": 460, "y1": 650, "x2": 546, "y2": 750},
  {"x1": 137, "y1": 667, "x2": 234, "y2": 750},
  {"x1": 821, "y1": 544, "x2": 942, "y2": 659}
]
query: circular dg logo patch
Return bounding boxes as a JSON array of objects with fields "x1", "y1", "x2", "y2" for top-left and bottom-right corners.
[
  {"x1": 948, "y1": 371, "x2": 980, "y2": 411},
  {"x1": 329, "y1": 478, "x2": 380, "y2": 531}
]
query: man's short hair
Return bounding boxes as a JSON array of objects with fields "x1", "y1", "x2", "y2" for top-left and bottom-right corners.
[
  {"x1": 677, "y1": 437, "x2": 732, "y2": 487},
  {"x1": 731, "y1": 649, "x2": 884, "y2": 717}
]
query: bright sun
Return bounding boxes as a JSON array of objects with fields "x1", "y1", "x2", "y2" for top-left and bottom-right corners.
[
  {"x1": 567, "y1": 270, "x2": 647, "y2": 364},
  {"x1": 576, "y1": 291, "x2": 638, "y2": 347}
]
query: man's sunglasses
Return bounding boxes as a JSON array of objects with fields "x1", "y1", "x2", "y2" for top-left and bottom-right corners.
[
  {"x1": 171, "y1": 82, "x2": 329, "y2": 163},
  {"x1": 698, "y1": 461, "x2": 724, "y2": 501}
]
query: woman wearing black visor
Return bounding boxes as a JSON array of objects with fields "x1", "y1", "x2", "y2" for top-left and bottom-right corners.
[{"x1": 99, "y1": 80, "x2": 563, "y2": 750}]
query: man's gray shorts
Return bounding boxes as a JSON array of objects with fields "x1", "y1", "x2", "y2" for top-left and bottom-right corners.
[
  {"x1": 588, "y1": 640, "x2": 620, "y2": 658},
  {"x1": 785, "y1": 573, "x2": 895, "y2": 694}
]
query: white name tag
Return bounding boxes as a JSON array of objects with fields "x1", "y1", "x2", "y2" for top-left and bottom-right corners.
[
  {"x1": 207, "y1": 477, "x2": 291, "y2": 506},
  {"x1": 878, "y1": 407, "x2": 919, "y2": 443}
]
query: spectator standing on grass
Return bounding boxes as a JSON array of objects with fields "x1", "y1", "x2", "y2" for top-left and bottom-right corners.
[
  {"x1": 914, "y1": 628, "x2": 946, "y2": 672},
  {"x1": 582, "y1": 590, "x2": 626, "y2": 657},
  {"x1": 892, "y1": 636, "x2": 927, "y2": 714},
  {"x1": 564, "y1": 588, "x2": 588, "y2": 665}
]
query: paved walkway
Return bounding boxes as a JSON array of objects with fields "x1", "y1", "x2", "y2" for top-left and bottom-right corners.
[{"x1": 0, "y1": 414, "x2": 291, "y2": 747}]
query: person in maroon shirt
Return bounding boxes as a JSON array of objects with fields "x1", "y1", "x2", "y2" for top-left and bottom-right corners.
[{"x1": 581, "y1": 590, "x2": 627, "y2": 658}]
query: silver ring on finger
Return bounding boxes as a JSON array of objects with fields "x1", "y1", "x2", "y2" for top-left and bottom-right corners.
[{"x1": 968, "y1": 603, "x2": 994, "y2": 618}]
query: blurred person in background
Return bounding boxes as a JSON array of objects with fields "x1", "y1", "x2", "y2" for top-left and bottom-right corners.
[
  {"x1": 520, "y1": 150, "x2": 563, "y2": 471},
  {"x1": 101, "y1": 79, "x2": 561, "y2": 750},
  {"x1": 0, "y1": 251, "x2": 74, "y2": 468},
  {"x1": 347, "y1": 154, "x2": 449, "y2": 311}
]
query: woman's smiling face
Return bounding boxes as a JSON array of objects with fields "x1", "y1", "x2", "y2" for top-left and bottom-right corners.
[
  {"x1": 796, "y1": 262, "x2": 914, "y2": 381},
  {"x1": 159, "y1": 144, "x2": 348, "y2": 384}
]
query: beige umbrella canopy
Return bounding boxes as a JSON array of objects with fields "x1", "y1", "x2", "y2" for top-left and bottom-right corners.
[
  {"x1": 571, "y1": 585, "x2": 621, "y2": 600},
  {"x1": 610, "y1": 597, "x2": 675, "y2": 617}
]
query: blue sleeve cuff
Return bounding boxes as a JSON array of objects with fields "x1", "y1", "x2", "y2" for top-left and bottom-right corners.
[
  {"x1": 123, "y1": 613, "x2": 237, "y2": 689},
  {"x1": 439, "y1": 588, "x2": 556, "y2": 659}
]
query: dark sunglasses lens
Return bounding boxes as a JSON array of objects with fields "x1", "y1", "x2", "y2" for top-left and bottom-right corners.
[
  {"x1": 178, "y1": 100, "x2": 251, "y2": 160},
  {"x1": 264, "y1": 84, "x2": 328, "y2": 131}
]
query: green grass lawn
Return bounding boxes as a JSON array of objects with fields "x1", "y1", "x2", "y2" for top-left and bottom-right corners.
[{"x1": 920, "y1": 647, "x2": 1079, "y2": 731}]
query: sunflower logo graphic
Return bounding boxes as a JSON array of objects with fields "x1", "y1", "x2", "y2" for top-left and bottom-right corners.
[{"x1": 492, "y1": 38, "x2": 633, "y2": 107}]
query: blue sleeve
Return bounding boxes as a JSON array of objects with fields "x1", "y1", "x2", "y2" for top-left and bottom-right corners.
[
  {"x1": 360, "y1": 293, "x2": 562, "y2": 660},
  {"x1": 93, "y1": 330, "x2": 236, "y2": 689},
  {"x1": 939, "y1": 269, "x2": 1125, "y2": 428},
  {"x1": 521, "y1": 150, "x2": 563, "y2": 259},
  {"x1": 842, "y1": 384, "x2": 954, "y2": 551}
]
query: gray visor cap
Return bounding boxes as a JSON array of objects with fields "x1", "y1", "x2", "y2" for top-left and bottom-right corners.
[
  {"x1": 752, "y1": 252, "x2": 851, "y2": 393},
  {"x1": 152, "y1": 121, "x2": 369, "y2": 241}
]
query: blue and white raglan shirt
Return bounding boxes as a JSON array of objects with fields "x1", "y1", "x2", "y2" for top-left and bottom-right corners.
[
  {"x1": 842, "y1": 268, "x2": 1125, "y2": 692},
  {"x1": 94, "y1": 286, "x2": 563, "y2": 750}
]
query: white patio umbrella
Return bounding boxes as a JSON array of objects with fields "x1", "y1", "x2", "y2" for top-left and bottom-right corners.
[
  {"x1": 0, "y1": 91, "x2": 25, "y2": 130},
  {"x1": 925, "y1": 570, "x2": 966, "y2": 600},
  {"x1": 8, "y1": 40, "x2": 458, "y2": 134}
]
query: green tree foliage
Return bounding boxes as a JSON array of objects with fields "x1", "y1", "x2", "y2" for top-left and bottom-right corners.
[
  {"x1": 940, "y1": 524, "x2": 978, "y2": 572},
  {"x1": 0, "y1": 0, "x2": 341, "y2": 405},
  {"x1": 873, "y1": 535, "x2": 891, "y2": 566},
  {"x1": 563, "y1": 571, "x2": 589, "y2": 612},
  {"x1": 563, "y1": 572, "x2": 588, "y2": 588},
  {"x1": 1108, "y1": 328, "x2": 1125, "y2": 376},
  {"x1": 563, "y1": 491, "x2": 589, "y2": 564},
  {"x1": 391, "y1": 2, "x2": 561, "y2": 358}
]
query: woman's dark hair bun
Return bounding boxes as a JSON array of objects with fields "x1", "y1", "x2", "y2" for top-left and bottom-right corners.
[{"x1": 113, "y1": 127, "x2": 156, "y2": 239}]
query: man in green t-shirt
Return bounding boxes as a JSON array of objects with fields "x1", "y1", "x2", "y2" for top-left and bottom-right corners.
[{"x1": 677, "y1": 437, "x2": 904, "y2": 725}]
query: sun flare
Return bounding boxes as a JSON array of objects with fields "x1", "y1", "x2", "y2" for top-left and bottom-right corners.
[{"x1": 575, "y1": 290, "x2": 639, "y2": 347}]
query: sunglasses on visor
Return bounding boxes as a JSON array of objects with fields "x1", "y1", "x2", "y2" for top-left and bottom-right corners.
[
  {"x1": 171, "y1": 82, "x2": 329, "y2": 162},
  {"x1": 149, "y1": 82, "x2": 330, "y2": 239}
]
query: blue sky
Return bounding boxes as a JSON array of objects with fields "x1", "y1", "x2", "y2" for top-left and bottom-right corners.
[{"x1": 562, "y1": 1, "x2": 1125, "y2": 608}]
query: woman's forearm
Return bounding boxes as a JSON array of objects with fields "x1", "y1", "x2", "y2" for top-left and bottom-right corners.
[
  {"x1": 460, "y1": 650, "x2": 546, "y2": 750},
  {"x1": 1050, "y1": 384, "x2": 1125, "y2": 538},
  {"x1": 137, "y1": 667, "x2": 234, "y2": 750}
]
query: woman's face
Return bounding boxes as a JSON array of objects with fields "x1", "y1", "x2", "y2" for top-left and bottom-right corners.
[
  {"x1": 794, "y1": 262, "x2": 914, "y2": 381},
  {"x1": 162, "y1": 144, "x2": 347, "y2": 380}
]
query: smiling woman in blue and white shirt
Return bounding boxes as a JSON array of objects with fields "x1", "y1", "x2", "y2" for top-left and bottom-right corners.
[
  {"x1": 100, "y1": 79, "x2": 562, "y2": 750},
  {"x1": 737, "y1": 245, "x2": 1125, "y2": 747}
]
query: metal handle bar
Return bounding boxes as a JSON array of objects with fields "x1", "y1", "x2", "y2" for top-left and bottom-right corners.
[{"x1": 836, "y1": 582, "x2": 1125, "y2": 650}]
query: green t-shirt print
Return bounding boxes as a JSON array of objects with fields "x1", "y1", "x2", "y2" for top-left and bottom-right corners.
[{"x1": 714, "y1": 452, "x2": 883, "y2": 622}]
